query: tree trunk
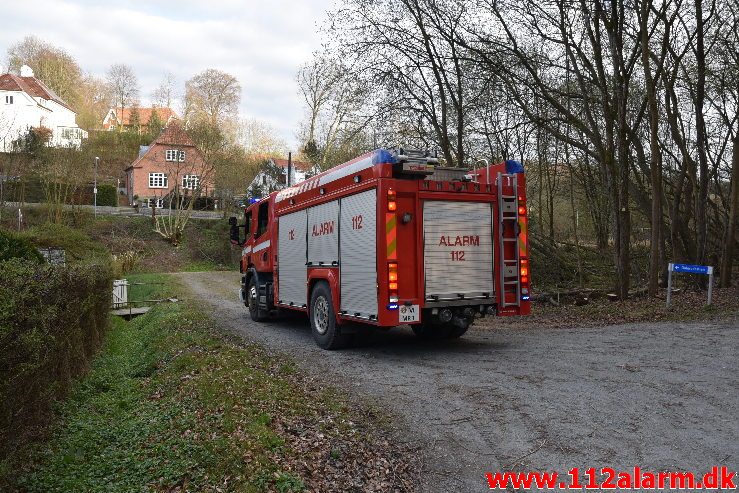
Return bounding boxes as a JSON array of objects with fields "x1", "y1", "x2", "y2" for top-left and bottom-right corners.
[
  {"x1": 719, "y1": 133, "x2": 739, "y2": 287},
  {"x1": 694, "y1": 0, "x2": 709, "y2": 265},
  {"x1": 640, "y1": 0, "x2": 663, "y2": 297}
]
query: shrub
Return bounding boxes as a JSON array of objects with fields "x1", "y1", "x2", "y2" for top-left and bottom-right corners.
[
  {"x1": 0, "y1": 230, "x2": 43, "y2": 263},
  {"x1": 0, "y1": 259, "x2": 113, "y2": 463},
  {"x1": 24, "y1": 223, "x2": 110, "y2": 264},
  {"x1": 96, "y1": 184, "x2": 117, "y2": 207}
]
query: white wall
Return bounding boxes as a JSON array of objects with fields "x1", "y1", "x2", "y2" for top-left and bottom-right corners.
[{"x1": 0, "y1": 89, "x2": 86, "y2": 151}]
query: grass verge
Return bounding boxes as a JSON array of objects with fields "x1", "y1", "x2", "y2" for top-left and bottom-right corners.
[{"x1": 3, "y1": 274, "x2": 415, "y2": 493}]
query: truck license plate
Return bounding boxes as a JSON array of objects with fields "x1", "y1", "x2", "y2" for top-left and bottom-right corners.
[{"x1": 399, "y1": 304, "x2": 420, "y2": 323}]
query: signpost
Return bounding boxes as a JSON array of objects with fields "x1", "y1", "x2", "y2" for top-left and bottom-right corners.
[{"x1": 666, "y1": 263, "x2": 714, "y2": 308}]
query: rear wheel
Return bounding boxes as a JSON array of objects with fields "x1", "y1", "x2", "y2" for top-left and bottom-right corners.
[
  {"x1": 247, "y1": 276, "x2": 267, "y2": 322},
  {"x1": 310, "y1": 281, "x2": 349, "y2": 350},
  {"x1": 412, "y1": 320, "x2": 452, "y2": 339},
  {"x1": 447, "y1": 325, "x2": 469, "y2": 339}
]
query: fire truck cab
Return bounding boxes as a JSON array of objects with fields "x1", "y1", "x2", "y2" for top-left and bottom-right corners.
[{"x1": 229, "y1": 148, "x2": 530, "y2": 349}]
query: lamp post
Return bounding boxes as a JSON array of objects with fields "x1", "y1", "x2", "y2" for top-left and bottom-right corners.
[{"x1": 94, "y1": 156, "x2": 99, "y2": 217}]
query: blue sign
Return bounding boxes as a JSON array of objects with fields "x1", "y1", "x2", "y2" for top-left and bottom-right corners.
[{"x1": 671, "y1": 263, "x2": 712, "y2": 275}]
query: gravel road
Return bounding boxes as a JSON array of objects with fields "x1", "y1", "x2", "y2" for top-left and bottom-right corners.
[{"x1": 178, "y1": 271, "x2": 738, "y2": 492}]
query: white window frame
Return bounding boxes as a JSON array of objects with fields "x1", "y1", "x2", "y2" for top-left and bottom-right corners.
[
  {"x1": 182, "y1": 174, "x2": 200, "y2": 190},
  {"x1": 165, "y1": 149, "x2": 186, "y2": 162},
  {"x1": 148, "y1": 172, "x2": 168, "y2": 188},
  {"x1": 5, "y1": 95, "x2": 13, "y2": 104}
]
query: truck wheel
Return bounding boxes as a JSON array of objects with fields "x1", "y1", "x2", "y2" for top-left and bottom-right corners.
[
  {"x1": 310, "y1": 281, "x2": 349, "y2": 350},
  {"x1": 411, "y1": 321, "x2": 451, "y2": 339},
  {"x1": 247, "y1": 276, "x2": 267, "y2": 322},
  {"x1": 447, "y1": 325, "x2": 469, "y2": 339}
]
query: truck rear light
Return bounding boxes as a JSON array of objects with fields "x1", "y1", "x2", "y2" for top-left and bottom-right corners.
[
  {"x1": 388, "y1": 262, "x2": 399, "y2": 303},
  {"x1": 521, "y1": 267, "x2": 528, "y2": 276},
  {"x1": 388, "y1": 189, "x2": 397, "y2": 211},
  {"x1": 518, "y1": 205, "x2": 526, "y2": 215},
  {"x1": 521, "y1": 275, "x2": 529, "y2": 284}
]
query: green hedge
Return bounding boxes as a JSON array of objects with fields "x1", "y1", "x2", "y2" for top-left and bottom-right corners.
[
  {"x1": 0, "y1": 230, "x2": 43, "y2": 263},
  {"x1": 96, "y1": 184, "x2": 118, "y2": 207},
  {"x1": 0, "y1": 259, "x2": 113, "y2": 462}
]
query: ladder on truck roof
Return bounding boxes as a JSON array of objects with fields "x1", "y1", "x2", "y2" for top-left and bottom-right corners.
[{"x1": 497, "y1": 173, "x2": 521, "y2": 308}]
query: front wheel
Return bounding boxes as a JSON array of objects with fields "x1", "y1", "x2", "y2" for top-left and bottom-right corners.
[
  {"x1": 310, "y1": 281, "x2": 349, "y2": 350},
  {"x1": 247, "y1": 276, "x2": 267, "y2": 322}
]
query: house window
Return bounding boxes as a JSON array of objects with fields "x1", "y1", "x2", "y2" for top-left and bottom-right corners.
[
  {"x1": 182, "y1": 174, "x2": 200, "y2": 190},
  {"x1": 147, "y1": 198, "x2": 164, "y2": 208},
  {"x1": 165, "y1": 149, "x2": 186, "y2": 162},
  {"x1": 4, "y1": 95, "x2": 13, "y2": 104},
  {"x1": 148, "y1": 172, "x2": 168, "y2": 188}
]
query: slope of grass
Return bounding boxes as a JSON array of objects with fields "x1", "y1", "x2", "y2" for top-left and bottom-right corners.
[{"x1": 4, "y1": 275, "x2": 415, "y2": 493}]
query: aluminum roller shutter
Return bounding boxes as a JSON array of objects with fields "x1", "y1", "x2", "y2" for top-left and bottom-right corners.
[
  {"x1": 340, "y1": 189, "x2": 377, "y2": 318},
  {"x1": 423, "y1": 201, "x2": 494, "y2": 300},
  {"x1": 278, "y1": 210, "x2": 307, "y2": 307},
  {"x1": 307, "y1": 200, "x2": 339, "y2": 266}
]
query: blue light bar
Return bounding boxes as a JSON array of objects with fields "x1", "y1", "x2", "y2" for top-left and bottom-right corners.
[
  {"x1": 373, "y1": 149, "x2": 399, "y2": 165},
  {"x1": 387, "y1": 303, "x2": 399, "y2": 310},
  {"x1": 521, "y1": 295, "x2": 530, "y2": 301},
  {"x1": 505, "y1": 160, "x2": 525, "y2": 174},
  {"x1": 249, "y1": 197, "x2": 261, "y2": 204}
]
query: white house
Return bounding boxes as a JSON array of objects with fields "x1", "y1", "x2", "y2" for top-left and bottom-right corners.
[
  {"x1": 247, "y1": 157, "x2": 313, "y2": 197},
  {"x1": 0, "y1": 65, "x2": 87, "y2": 152}
]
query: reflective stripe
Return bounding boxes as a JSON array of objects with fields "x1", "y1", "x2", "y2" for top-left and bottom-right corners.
[
  {"x1": 386, "y1": 213, "x2": 397, "y2": 259},
  {"x1": 518, "y1": 218, "x2": 528, "y2": 257},
  {"x1": 254, "y1": 240, "x2": 271, "y2": 252}
]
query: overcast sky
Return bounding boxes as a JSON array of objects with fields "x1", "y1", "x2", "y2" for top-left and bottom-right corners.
[{"x1": 0, "y1": 0, "x2": 336, "y2": 149}]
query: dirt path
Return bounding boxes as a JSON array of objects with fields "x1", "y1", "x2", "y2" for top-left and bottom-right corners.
[{"x1": 177, "y1": 271, "x2": 739, "y2": 492}]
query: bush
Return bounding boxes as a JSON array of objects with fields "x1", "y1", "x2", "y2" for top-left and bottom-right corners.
[
  {"x1": 0, "y1": 259, "x2": 113, "y2": 463},
  {"x1": 96, "y1": 184, "x2": 117, "y2": 207},
  {"x1": 0, "y1": 230, "x2": 43, "y2": 263},
  {"x1": 24, "y1": 223, "x2": 110, "y2": 264}
]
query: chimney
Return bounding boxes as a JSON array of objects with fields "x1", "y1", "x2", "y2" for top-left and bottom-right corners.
[{"x1": 20, "y1": 65, "x2": 34, "y2": 77}]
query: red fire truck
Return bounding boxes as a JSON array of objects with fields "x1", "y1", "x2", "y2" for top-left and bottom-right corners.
[{"x1": 229, "y1": 148, "x2": 530, "y2": 349}]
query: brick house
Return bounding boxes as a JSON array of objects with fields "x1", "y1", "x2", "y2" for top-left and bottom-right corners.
[
  {"x1": 125, "y1": 121, "x2": 213, "y2": 208},
  {"x1": 102, "y1": 106, "x2": 176, "y2": 132}
]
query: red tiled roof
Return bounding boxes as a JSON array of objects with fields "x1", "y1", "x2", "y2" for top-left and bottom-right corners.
[
  {"x1": 154, "y1": 120, "x2": 196, "y2": 146},
  {"x1": 125, "y1": 120, "x2": 197, "y2": 170},
  {"x1": 0, "y1": 73, "x2": 73, "y2": 111},
  {"x1": 114, "y1": 107, "x2": 176, "y2": 126},
  {"x1": 271, "y1": 158, "x2": 312, "y2": 171}
]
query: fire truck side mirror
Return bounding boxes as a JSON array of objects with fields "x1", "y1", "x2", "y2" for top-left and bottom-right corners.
[{"x1": 228, "y1": 216, "x2": 241, "y2": 245}]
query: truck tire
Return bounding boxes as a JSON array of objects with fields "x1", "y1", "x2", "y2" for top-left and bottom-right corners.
[
  {"x1": 247, "y1": 276, "x2": 267, "y2": 322},
  {"x1": 447, "y1": 325, "x2": 469, "y2": 339},
  {"x1": 411, "y1": 321, "x2": 451, "y2": 339},
  {"x1": 310, "y1": 281, "x2": 349, "y2": 350}
]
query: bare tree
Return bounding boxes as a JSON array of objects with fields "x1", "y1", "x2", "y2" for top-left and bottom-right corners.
[
  {"x1": 106, "y1": 63, "x2": 139, "y2": 131},
  {"x1": 152, "y1": 72, "x2": 177, "y2": 109},
  {"x1": 6, "y1": 35, "x2": 83, "y2": 107},
  {"x1": 296, "y1": 53, "x2": 374, "y2": 170},
  {"x1": 184, "y1": 69, "x2": 241, "y2": 128}
]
